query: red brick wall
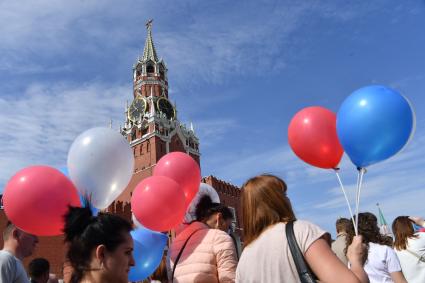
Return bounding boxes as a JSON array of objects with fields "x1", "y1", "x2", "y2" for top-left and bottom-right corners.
[{"x1": 118, "y1": 131, "x2": 198, "y2": 202}]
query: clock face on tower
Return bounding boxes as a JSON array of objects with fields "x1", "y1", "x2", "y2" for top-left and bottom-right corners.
[
  {"x1": 157, "y1": 97, "x2": 175, "y2": 120},
  {"x1": 128, "y1": 96, "x2": 147, "y2": 122}
]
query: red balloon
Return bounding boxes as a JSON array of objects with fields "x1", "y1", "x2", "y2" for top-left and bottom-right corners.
[
  {"x1": 131, "y1": 176, "x2": 186, "y2": 232},
  {"x1": 154, "y1": 152, "x2": 201, "y2": 206},
  {"x1": 3, "y1": 166, "x2": 81, "y2": 236},
  {"x1": 288, "y1": 106, "x2": 344, "y2": 169}
]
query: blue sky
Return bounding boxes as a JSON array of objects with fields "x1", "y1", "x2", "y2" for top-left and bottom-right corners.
[{"x1": 1, "y1": 0, "x2": 424, "y2": 236}]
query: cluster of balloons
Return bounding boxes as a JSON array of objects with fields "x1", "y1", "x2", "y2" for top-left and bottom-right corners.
[
  {"x1": 3, "y1": 124, "x2": 207, "y2": 281},
  {"x1": 127, "y1": 181, "x2": 220, "y2": 281},
  {"x1": 288, "y1": 85, "x2": 415, "y2": 170},
  {"x1": 131, "y1": 151, "x2": 201, "y2": 232},
  {"x1": 129, "y1": 152, "x2": 202, "y2": 281},
  {"x1": 3, "y1": 127, "x2": 135, "y2": 236}
]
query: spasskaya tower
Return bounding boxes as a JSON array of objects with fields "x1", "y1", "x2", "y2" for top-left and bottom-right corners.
[{"x1": 117, "y1": 20, "x2": 200, "y2": 202}]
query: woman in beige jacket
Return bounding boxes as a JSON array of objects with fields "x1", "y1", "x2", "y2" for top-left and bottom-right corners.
[{"x1": 169, "y1": 195, "x2": 238, "y2": 283}]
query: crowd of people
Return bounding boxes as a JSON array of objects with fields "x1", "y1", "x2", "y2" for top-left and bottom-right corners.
[{"x1": 1, "y1": 174, "x2": 424, "y2": 282}]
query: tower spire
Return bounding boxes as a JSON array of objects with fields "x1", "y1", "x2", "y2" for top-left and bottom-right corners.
[{"x1": 142, "y1": 19, "x2": 159, "y2": 62}]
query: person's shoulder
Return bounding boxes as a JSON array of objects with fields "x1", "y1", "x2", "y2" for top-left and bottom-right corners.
[
  {"x1": 294, "y1": 219, "x2": 320, "y2": 227},
  {"x1": 260, "y1": 222, "x2": 286, "y2": 235},
  {"x1": 293, "y1": 219, "x2": 326, "y2": 234},
  {"x1": 382, "y1": 244, "x2": 397, "y2": 256},
  {"x1": 292, "y1": 220, "x2": 330, "y2": 249},
  {"x1": 245, "y1": 223, "x2": 285, "y2": 248},
  {"x1": 370, "y1": 243, "x2": 394, "y2": 254},
  {"x1": 415, "y1": 232, "x2": 425, "y2": 239},
  {"x1": 0, "y1": 250, "x2": 17, "y2": 271},
  {"x1": 0, "y1": 250, "x2": 15, "y2": 262},
  {"x1": 368, "y1": 242, "x2": 382, "y2": 249},
  {"x1": 210, "y1": 228, "x2": 233, "y2": 243},
  {"x1": 174, "y1": 222, "x2": 208, "y2": 240}
]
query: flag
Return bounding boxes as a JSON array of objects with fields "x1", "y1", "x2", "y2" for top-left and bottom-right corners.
[{"x1": 377, "y1": 203, "x2": 391, "y2": 236}]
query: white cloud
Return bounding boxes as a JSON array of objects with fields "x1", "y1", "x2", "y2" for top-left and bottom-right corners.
[
  {"x1": 206, "y1": 143, "x2": 336, "y2": 187},
  {"x1": 0, "y1": 81, "x2": 129, "y2": 189},
  {"x1": 0, "y1": 0, "x2": 387, "y2": 81},
  {"x1": 0, "y1": 0, "x2": 151, "y2": 75},
  {"x1": 160, "y1": 1, "x2": 391, "y2": 87},
  {"x1": 193, "y1": 118, "x2": 239, "y2": 148}
]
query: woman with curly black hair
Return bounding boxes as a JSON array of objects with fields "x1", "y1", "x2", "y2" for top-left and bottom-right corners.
[
  {"x1": 63, "y1": 205, "x2": 135, "y2": 283},
  {"x1": 345, "y1": 212, "x2": 407, "y2": 283}
]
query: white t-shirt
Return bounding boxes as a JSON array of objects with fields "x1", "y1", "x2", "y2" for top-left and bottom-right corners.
[
  {"x1": 363, "y1": 242, "x2": 402, "y2": 283},
  {"x1": 395, "y1": 232, "x2": 425, "y2": 283},
  {"x1": 236, "y1": 220, "x2": 327, "y2": 283},
  {"x1": 0, "y1": 250, "x2": 30, "y2": 283}
]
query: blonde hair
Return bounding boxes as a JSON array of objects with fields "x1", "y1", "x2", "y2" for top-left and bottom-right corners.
[{"x1": 241, "y1": 174, "x2": 296, "y2": 246}]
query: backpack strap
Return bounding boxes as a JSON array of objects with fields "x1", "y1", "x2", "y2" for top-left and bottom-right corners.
[
  {"x1": 171, "y1": 228, "x2": 203, "y2": 282},
  {"x1": 286, "y1": 221, "x2": 317, "y2": 283}
]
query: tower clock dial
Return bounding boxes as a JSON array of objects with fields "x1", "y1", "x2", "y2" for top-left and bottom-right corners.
[
  {"x1": 128, "y1": 96, "x2": 147, "y2": 122},
  {"x1": 157, "y1": 97, "x2": 175, "y2": 120}
]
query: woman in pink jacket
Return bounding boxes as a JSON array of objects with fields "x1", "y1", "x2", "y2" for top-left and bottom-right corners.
[{"x1": 169, "y1": 195, "x2": 238, "y2": 283}]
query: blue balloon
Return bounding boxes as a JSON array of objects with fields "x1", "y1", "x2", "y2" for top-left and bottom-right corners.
[
  {"x1": 337, "y1": 85, "x2": 415, "y2": 167},
  {"x1": 129, "y1": 227, "x2": 168, "y2": 282},
  {"x1": 60, "y1": 167, "x2": 99, "y2": 216}
]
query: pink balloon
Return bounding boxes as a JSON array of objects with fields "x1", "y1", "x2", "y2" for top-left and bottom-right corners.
[
  {"x1": 3, "y1": 166, "x2": 81, "y2": 236},
  {"x1": 154, "y1": 152, "x2": 201, "y2": 206},
  {"x1": 131, "y1": 176, "x2": 185, "y2": 232}
]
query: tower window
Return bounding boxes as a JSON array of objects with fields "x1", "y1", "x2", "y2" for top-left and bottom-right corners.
[
  {"x1": 147, "y1": 142, "x2": 150, "y2": 152},
  {"x1": 140, "y1": 144, "x2": 143, "y2": 155},
  {"x1": 131, "y1": 131, "x2": 137, "y2": 141},
  {"x1": 147, "y1": 65, "x2": 154, "y2": 74}
]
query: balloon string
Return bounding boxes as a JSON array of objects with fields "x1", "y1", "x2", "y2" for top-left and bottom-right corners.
[
  {"x1": 355, "y1": 168, "x2": 366, "y2": 236},
  {"x1": 334, "y1": 170, "x2": 356, "y2": 235},
  {"x1": 354, "y1": 170, "x2": 360, "y2": 235}
]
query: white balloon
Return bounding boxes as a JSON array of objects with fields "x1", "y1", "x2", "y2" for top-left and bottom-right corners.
[
  {"x1": 67, "y1": 127, "x2": 134, "y2": 209},
  {"x1": 184, "y1": 183, "x2": 220, "y2": 223}
]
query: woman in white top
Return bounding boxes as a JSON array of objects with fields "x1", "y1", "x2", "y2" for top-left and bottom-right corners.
[
  {"x1": 345, "y1": 212, "x2": 407, "y2": 283},
  {"x1": 236, "y1": 174, "x2": 369, "y2": 283},
  {"x1": 392, "y1": 216, "x2": 425, "y2": 283}
]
